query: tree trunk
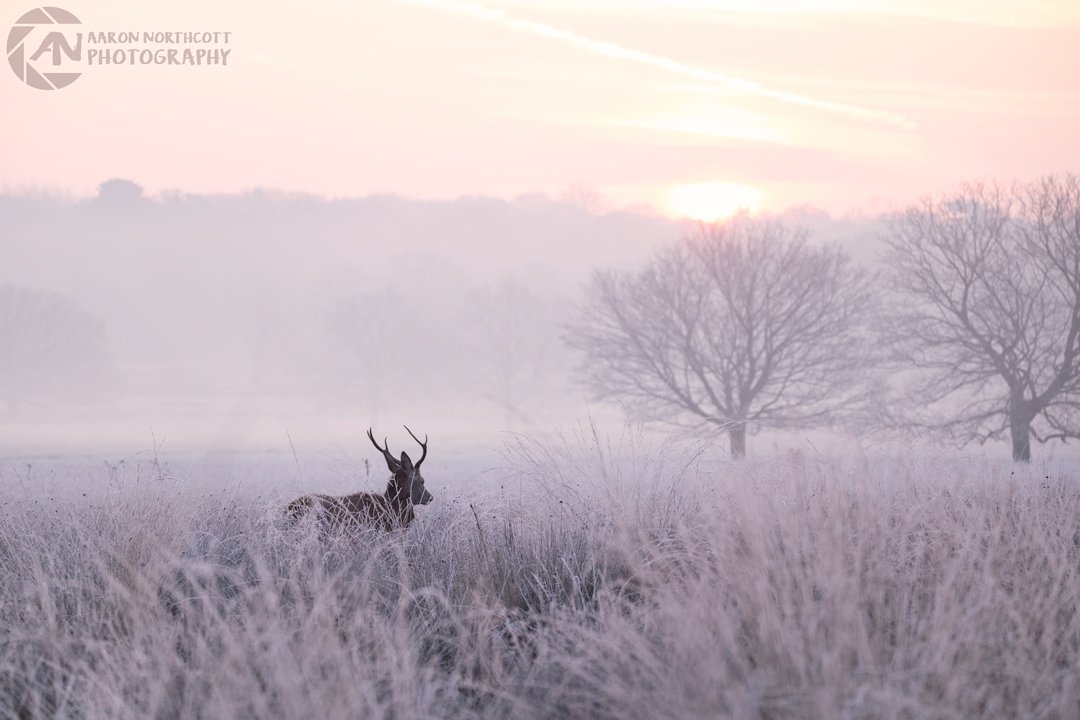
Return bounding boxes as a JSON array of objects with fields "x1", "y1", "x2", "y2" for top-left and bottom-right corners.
[
  {"x1": 1010, "y1": 414, "x2": 1031, "y2": 462},
  {"x1": 728, "y1": 424, "x2": 746, "y2": 459}
]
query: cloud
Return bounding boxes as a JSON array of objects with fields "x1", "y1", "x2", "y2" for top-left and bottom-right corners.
[{"x1": 396, "y1": 0, "x2": 915, "y2": 128}]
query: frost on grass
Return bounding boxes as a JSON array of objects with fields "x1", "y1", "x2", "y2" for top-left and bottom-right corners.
[{"x1": 0, "y1": 436, "x2": 1078, "y2": 719}]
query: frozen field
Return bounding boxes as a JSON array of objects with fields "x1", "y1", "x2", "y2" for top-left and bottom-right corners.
[{"x1": 1, "y1": 430, "x2": 1078, "y2": 719}]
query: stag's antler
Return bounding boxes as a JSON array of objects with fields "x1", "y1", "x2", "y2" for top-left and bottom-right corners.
[
  {"x1": 403, "y1": 425, "x2": 428, "y2": 468},
  {"x1": 367, "y1": 428, "x2": 400, "y2": 471}
]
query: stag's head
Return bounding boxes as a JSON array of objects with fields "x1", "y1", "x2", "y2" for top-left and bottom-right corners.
[{"x1": 367, "y1": 426, "x2": 433, "y2": 505}]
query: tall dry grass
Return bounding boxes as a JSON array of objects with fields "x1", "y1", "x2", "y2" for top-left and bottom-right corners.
[{"x1": 1, "y1": 432, "x2": 1078, "y2": 719}]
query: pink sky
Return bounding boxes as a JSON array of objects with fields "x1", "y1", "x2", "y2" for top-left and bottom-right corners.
[{"x1": 2, "y1": 0, "x2": 1078, "y2": 218}]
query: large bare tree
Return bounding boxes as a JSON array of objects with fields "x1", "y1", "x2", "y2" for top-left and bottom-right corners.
[
  {"x1": 566, "y1": 216, "x2": 876, "y2": 457},
  {"x1": 882, "y1": 175, "x2": 1080, "y2": 461}
]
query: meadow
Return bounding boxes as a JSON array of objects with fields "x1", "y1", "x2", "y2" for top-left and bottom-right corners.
[{"x1": 1, "y1": 430, "x2": 1078, "y2": 719}]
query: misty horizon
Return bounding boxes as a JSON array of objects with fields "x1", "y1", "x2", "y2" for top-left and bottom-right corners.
[
  {"x1": 0, "y1": 176, "x2": 882, "y2": 456},
  {"x1": 4, "y1": 175, "x2": 1077, "y2": 462}
]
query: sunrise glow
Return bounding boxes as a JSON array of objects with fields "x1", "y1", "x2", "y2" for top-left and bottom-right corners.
[{"x1": 667, "y1": 182, "x2": 766, "y2": 222}]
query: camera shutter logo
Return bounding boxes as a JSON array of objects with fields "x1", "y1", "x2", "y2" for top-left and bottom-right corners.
[{"x1": 7, "y1": 7, "x2": 82, "y2": 90}]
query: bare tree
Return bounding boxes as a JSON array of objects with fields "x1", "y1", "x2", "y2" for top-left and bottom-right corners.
[
  {"x1": 0, "y1": 284, "x2": 114, "y2": 420},
  {"x1": 322, "y1": 288, "x2": 428, "y2": 419},
  {"x1": 566, "y1": 216, "x2": 876, "y2": 457},
  {"x1": 464, "y1": 278, "x2": 568, "y2": 430},
  {"x1": 883, "y1": 175, "x2": 1080, "y2": 461}
]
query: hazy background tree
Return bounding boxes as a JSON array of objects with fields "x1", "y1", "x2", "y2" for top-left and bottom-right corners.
[
  {"x1": 567, "y1": 216, "x2": 876, "y2": 457},
  {"x1": 883, "y1": 175, "x2": 1080, "y2": 461},
  {"x1": 94, "y1": 178, "x2": 148, "y2": 206},
  {"x1": 321, "y1": 287, "x2": 435, "y2": 421},
  {"x1": 0, "y1": 284, "x2": 115, "y2": 420},
  {"x1": 464, "y1": 278, "x2": 569, "y2": 430}
]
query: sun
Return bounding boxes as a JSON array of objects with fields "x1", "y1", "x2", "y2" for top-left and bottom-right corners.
[{"x1": 667, "y1": 181, "x2": 766, "y2": 222}]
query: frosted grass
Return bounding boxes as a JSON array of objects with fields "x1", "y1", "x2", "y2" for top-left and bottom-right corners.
[{"x1": 1, "y1": 432, "x2": 1077, "y2": 719}]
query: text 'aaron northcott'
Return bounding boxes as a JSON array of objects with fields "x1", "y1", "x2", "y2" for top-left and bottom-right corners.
[{"x1": 85, "y1": 31, "x2": 233, "y2": 66}]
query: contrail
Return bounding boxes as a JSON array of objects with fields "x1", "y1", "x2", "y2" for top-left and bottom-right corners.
[{"x1": 395, "y1": 0, "x2": 914, "y2": 129}]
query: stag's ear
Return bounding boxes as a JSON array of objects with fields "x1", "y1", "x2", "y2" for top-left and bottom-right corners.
[{"x1": 399, "y1": 452, "x2": 414, "y2": 473}]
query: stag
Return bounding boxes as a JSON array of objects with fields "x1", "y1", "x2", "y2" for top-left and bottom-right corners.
[{"x1": 287, "y1": 426, "x2": 433, "y2": 530}]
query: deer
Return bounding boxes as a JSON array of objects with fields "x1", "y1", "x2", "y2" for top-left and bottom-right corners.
[{"x1": 286, "y1": 426, "x2": 434, "y2": 530}]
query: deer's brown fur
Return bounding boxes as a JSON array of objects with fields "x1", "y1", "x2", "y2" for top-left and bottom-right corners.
[{"x1": 287, "y1": 427, "x2": 432, "y2": 530}]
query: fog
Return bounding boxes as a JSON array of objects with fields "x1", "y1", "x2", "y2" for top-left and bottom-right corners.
[
  {"x1": 0, "y1": 179, "x2": 895, "y2": 457},
  {"x1": 0, "y1": 181, "x2": 650, "y2": 454}
]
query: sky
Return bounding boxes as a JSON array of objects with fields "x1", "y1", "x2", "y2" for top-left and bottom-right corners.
[{"x1": 2, "y1": 0, "x2": 1079, "y2": 219}]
